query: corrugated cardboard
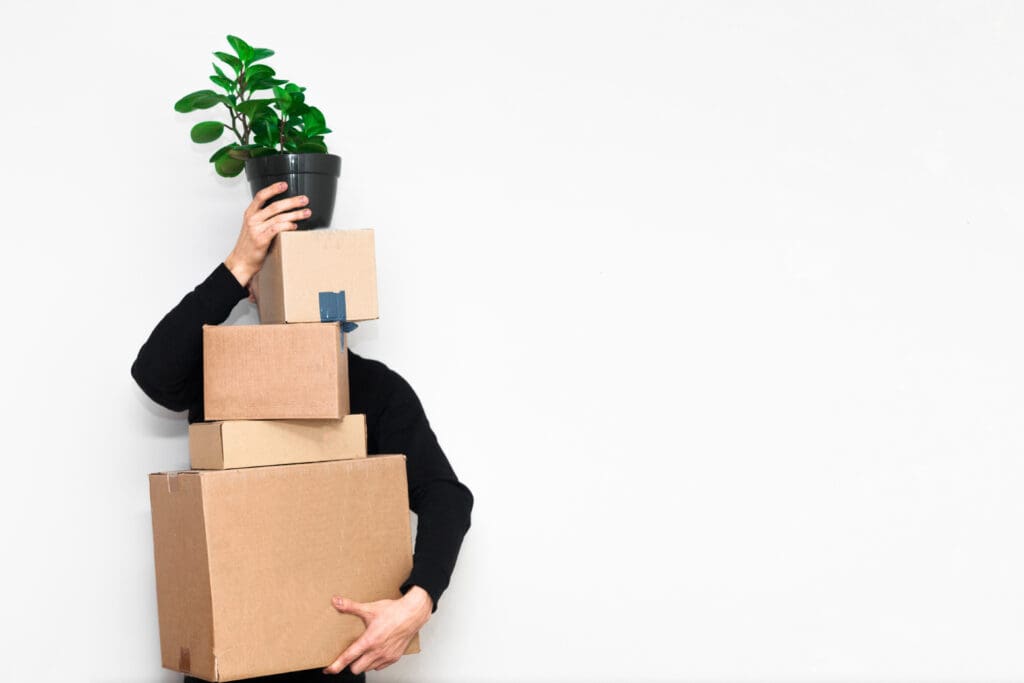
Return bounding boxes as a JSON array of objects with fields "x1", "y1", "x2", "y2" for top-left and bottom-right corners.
[
  {"x1": 203, "y1": 322, "x2": 349, "y2": 420},
  {"x1": 256, "y1": 229, "x2": 378, "y2": 324},
  {"x1": 149, "y1": 455, "x2": 418, "y2": 682},
  {"x1": 189, "y1": 414, "x2": 367, "y2": 470}
]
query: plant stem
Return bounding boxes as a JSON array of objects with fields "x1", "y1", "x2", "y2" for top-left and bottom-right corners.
[
  {"x1": 225, "y1": 71, "x2": 245, "y2": 145},
  {"x1": 238, "y1": 69, "x2": 251, "y2": 145},
  {"x1": 228, "y1": 107, "x2": 244, "y2": 145}
]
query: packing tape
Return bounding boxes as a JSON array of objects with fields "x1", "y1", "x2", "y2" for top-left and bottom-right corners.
[
  {"x1": 167, "y1": 473, "x2": 180, "y2": 494},
  {"x1": 318, "y1": 290, "x2": 359, "y2": 333},
  {"x1": 179, "y1": 646, "x2": 191, "y2": 673}
]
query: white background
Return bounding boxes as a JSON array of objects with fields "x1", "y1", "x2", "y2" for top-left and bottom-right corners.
[{"x1": 1, "y1": 2, "x2": 1023, "y2": 681}]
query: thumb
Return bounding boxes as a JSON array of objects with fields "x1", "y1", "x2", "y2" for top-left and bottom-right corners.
[{"x1": 332, "y1": 595, "x2": 374, "y2": 622}]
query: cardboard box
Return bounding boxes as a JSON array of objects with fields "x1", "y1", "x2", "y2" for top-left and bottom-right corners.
[
  {"x1": 149, "y1": 455, "x2": 417, "y2": 682},
  {"x1": 256, "y1": 229, "x2": 378, "y2": 324},
  {"x1": 189, "y1": 414, "x2": 367, "y2": 470},
  {"x1": 203, "y1": 322, "x2": 349, "y2": 421}
]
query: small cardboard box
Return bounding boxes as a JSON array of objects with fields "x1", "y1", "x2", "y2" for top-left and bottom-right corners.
[
  {"x1": 256, "y1": 229, "x2": 379, "y2": 324},
  {"x1": 149, "y1": 455, "x2": 418, "y2": 682},
  {"x1": 189, "y1": 414, "x2": 367, "y2": 470},
  {"x1": 203, "y1": 322, "x2": 349, "y2": 421}
]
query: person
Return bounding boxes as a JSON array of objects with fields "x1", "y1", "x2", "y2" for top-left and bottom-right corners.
[{"x1": 131, "y1": 182, "x2": 474, "y2": 681}]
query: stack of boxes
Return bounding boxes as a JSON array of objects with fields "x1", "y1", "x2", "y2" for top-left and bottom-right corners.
[{"x1": 148, "y1": 229, "x2": 418, "y2": 682}]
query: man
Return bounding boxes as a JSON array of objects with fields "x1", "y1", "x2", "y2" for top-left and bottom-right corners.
[{"x1": 131, "y1": 182, "x2": 474, "y2": 681}]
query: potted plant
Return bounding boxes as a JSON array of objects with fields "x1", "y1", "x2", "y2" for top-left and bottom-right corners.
[{"x1": 174, "y1": 35, "x2": 340, "y2": 229}]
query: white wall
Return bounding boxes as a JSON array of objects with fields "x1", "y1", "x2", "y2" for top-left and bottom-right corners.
[{"x1": 2, "y1": 1, "x2": 1023, "y2": 681}]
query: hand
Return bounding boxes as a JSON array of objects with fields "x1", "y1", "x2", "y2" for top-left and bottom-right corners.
[
  {"x1": 323, "y1": 587, "x2": 433, "y2": 675},
  {"x1": 224, "y1": 181, "x2": 310, "y2": 287}
]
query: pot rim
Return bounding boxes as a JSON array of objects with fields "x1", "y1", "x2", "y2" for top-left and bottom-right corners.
[{"x1": 245, "y1": 152, "x2": 341, "y2": 179}]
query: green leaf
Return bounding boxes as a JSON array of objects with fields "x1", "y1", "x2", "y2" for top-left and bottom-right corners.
[
  {"x1": 303, "y1": 107, "x2": 327, "y2": 137},
  {"x1": 298, "y1": 135, "x2": 327, "y2": 149},
  {"x1": 174, "y1": 89, "x2": 222, "y2": 112},
  {"x1": 246, "y1": 76, "x2": 287, "y2": 92},
  {"x1": 208, "y1": 144, "x2": 235, "y2": 163},
  {"x1": 273, "y1": 86, "x2": 293, "y2": 114},
  {"x1": 235, "y1": 98, "x2": 274, "y2": 118},
  {"x1": 250, "y1": 47, "x2": 275, "y2": 63},
  {"x1": 212, "y1": 63, "x2": 228, "y2": 80},
  {"x1": 214, "y1": 51, "x2": 242, "y2": 74},
  {"x1": 242, "y1": 64, "x2": 278, "y2": 93},
  {"x1": 226, "y1": 35, "x2": 255, "y2": 63},
  {"x1": 190, "y1": 121, "x2": 225, "y2": 143},
  {"x1": 214, "y1": 154, "x2": 246, "y2": 177},
  {"x1": 246, "y1": 64, "x2": 276, "y2": 79},
  {"x1": 251, "y1": 112, "x2": 280, "y2": 148},
  {"x1": 209, "y1": 74, "x2": 234, "y2": 90},
  {"x1": 226, "y1": 143, "x2": 269, "y2": 160},
  {"x1": 249, "y1": 145, "x2": 278, "y2": 158},
  {"x1": 296, "y1": 140, "x2": 328, "y2": 153},
  {"x1": 252, "y1": 108, "x2": 280, "y2": 125}
]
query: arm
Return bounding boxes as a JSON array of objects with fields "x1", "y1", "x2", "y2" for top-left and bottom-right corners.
[
  {"x1": 129, "y1": 182, "x2": 311, "y2": 415},
  {"x1": 130, "y1": 263, "x2": 248, "y2": 412},
  {"x1": 381, "y1": 379, "x2": 474, "y2": 609}
]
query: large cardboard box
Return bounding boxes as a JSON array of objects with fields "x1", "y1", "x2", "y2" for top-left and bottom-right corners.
[
  {"x1": 149, "y1": 455, "x2": 418, "y2": 682},
  {"x1": 203, "y1": 322, "x2": 349, "y2": 420},
  {"x1": 189, "y1": 414, "x2": 367, "y2": 470},
  {"x1": 256, "y1": 229, "x2": 378, "y2": 324}
]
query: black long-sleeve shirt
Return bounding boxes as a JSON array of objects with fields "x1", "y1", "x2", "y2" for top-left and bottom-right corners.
[{"x1": 131, "y1": 262, "x2": 473, "y2": 610}]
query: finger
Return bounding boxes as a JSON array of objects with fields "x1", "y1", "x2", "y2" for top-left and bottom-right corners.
[
  {"x1": 245, "y1": 182, "x2": 288, "y2": 218},
  {"x1": 373, "y1": 657, "x2": 398, "y2": 671},
  {"x1": 258, "y1": 208, "x2": 310, "y2": 230},
  {"x1": 253, "y1": 194, "x2": 309, "y2": 224},
  {"x1": 331, "y1": 595, "x2": 375, "y2": 622},
  {"x1": 323, "y1": 636, "x2": 370, "y2": 675},
  {"x1": 349, "y1": 653, "x2": 380, "y2": 676},
  {"x1": 260, "y1": 221, "x2": 296, "y2": 241}
]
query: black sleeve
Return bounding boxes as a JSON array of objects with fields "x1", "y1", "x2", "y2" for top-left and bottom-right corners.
[
  {"x1": 377, "y1": 376, "x2": 474, "y2": 612},
  {"x1": 130, "y1": 263, "x2": 249, "y2": 415}
]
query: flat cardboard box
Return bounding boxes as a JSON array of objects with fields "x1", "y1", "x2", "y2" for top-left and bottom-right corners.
[
  {"x1": 203, "y1": 322, "x2": 349, "y2": 420},
  {"x1": 256, "y1": 229, "x2": 378, "y2": 324},
  {"x1": 149, "y1": 455, "x2": 417, "y2": 682},
  {"x1": 189, "y1": 414, "x2": 367, "y2": 470}
]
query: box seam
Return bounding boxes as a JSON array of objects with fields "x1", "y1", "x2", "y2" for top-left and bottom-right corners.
[{"x1": 199, "y1": 475, "x2": 221, "y2": 679}]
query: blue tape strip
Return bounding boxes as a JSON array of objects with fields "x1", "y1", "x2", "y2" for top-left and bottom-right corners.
[{"x1": 319, "y1": 290, "x2": 359, "y2": 333}]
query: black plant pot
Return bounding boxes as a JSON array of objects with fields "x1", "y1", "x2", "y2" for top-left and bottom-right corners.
[{"x1": 244, "y1": 153, "x2": 341, "y2": 230}]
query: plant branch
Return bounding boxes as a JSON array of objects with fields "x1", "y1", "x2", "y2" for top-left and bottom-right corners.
[
  {"x1": 239, "y1": 69, "x2": 251, "y2": 145},
  {"x1": 227, "y1": 106, "x2": 244, "y2": 145}
]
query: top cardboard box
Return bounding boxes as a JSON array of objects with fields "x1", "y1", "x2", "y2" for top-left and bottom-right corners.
[{"x1": 256, "y1": 229, "x2": 379, "y2": 324}]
